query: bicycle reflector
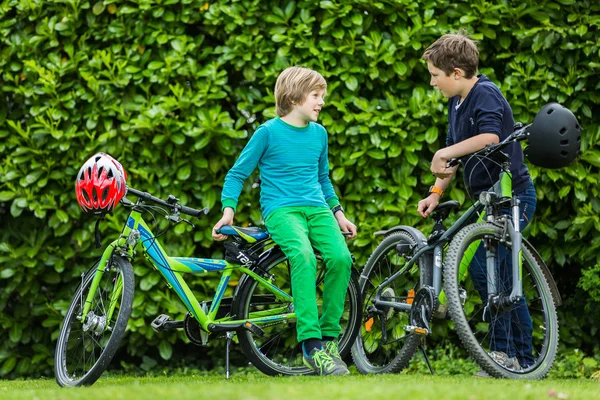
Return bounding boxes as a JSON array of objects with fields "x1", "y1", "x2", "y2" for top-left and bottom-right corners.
[
  {"x1": 524, "y1": 103, "x2": 581, "y2": 169},
  {"x1": 75, "y1": 153, "x2": 128, "y2": 215}
]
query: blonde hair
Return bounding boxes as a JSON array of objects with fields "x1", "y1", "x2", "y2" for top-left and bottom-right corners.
[
  {"x1": 422, "y1": 30, "x2": 479, "y2": 79},
  {"x1": 274, "y1": 66, "x2": 327, "y2": 117}
]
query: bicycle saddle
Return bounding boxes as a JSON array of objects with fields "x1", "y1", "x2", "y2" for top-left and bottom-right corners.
[
  {"x1": 431, "y1": 200, "x2": 460, "y2": 220},
  {"x1": 217, "y1": 225, "x2": 269, "y2": 241}
]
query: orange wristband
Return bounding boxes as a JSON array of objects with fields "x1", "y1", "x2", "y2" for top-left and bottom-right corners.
[{"x1": 428, "y1": 185, "x2": 443, "y2": 197}]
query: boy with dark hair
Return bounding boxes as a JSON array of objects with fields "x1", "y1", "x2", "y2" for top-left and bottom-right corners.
[
  {"x1": 212, "y1": 66, "x2": 356, "y2": 376},
  {"x1": 419, "y1": 32, "x2": 537, "y2": 374}
]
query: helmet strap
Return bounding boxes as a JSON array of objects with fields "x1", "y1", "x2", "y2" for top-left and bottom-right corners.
[{"x1": 94, "y1": 215, "x2": 105, "y2": 249}]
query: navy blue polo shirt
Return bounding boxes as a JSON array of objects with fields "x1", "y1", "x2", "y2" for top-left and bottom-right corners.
[{"x1": 447, "y1": 75, "x2": 530, "y2": 195}]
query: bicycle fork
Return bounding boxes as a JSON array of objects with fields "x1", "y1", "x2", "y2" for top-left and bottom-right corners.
[{"x1": 484, "y1": 198, "x2": 524, "y2": 319}]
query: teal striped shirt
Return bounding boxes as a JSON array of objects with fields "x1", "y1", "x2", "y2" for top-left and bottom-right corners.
[{"x1": 221, "y1": 117, "x2": 340, "y2": 218}]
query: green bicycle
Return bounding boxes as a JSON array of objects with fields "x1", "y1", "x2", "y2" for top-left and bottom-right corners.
[{"x1": 54, "y1": 187, "x2": 361, "y2": 387}]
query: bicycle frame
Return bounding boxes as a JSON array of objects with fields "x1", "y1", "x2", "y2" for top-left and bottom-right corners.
[
  {"x1": 372, "y1": 169, "x2": 521, "y2": 313},
  {"x1": 81, "y1": 207, "x2": 295, "y2": 333}
]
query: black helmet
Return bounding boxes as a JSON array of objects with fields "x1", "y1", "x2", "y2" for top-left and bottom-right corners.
[{"x1": 524, "y1": 103, "x2": 581, "y2": 169}]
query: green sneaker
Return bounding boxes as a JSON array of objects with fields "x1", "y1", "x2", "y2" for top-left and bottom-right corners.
[
  {"x1": 303, "y1": 348, "x2": 349, "y2": 376},
  {"x1": 323, "y1": 340, "x2": 349, "y2": 371}
]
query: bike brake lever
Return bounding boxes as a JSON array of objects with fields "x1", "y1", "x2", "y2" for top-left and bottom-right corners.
[
  {"x1": 181, "y1": 217, "x2": 195, "y2": 229},
  {"x1": 167, "y1": 215, "x2": 180, "y2": 223}
]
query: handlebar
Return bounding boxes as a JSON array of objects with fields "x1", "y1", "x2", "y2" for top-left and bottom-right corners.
[
  {"x1": 446, "y1": 123, "x2": 531, "y2": 168},
  {"x1": 125, "y1": 187, "x2": 209, "y2": 218}
]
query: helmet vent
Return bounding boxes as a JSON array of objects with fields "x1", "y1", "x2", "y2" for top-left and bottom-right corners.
[
  {"x1": 82, "y1": 190, "x2": 90, "y2": 202},
  {"x1": 97, "y1": 166, "x2": 104, "y2": 179},
  {"x1": 560, "y1": 151, "x2": 569, "y2": 158},
  {"x1": 559, "y1": 127, "x2": 567, "y2": 135},
  {"x1": 547, "y1": 108, "x2": 555, "y2": 115},
  {"x1": 560, "y1": 140, "x2": 569, "y2": 146}
]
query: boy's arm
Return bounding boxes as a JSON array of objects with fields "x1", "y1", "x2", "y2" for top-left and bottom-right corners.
[
  {"x1": 317, "y1": 131, "x2": 340, "y2": 209},
  {"x1": 318, "y1": 130, "x2": 357, "y2": 237},
  {"x1": 221, "y1": 126, "x2": 269, "y2": 212},
  {"x1": 433, "y1": 92, "x2": 503, "y2": 178},
  {"x1": 436, "y1": 133, "x2": 500, "y2": 162}
]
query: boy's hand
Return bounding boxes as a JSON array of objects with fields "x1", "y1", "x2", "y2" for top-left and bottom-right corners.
[
  {"x1": 335, "y1": 212, "x2": 357, "y2": 239},
  {"x1": 417, "y1": 194, "x2": 441, "y2": 218},
  {"x1": 430, "y1": 150, "x2": 455, "y2": 179},
  {"x1": 212, "y1": 208, "x2": 235, "y2": 241}
]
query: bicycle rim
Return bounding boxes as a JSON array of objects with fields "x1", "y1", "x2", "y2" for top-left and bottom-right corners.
[
  {"x1": 55, "y1": 256, "x2": 134, "y2": 386},
  {"x1": 237, "y1": 254, "x2": 360, "y2": 375},
  {"x1": 445, "y1": 223, "x2": 558, "y2": 379},
  {"x1": 351, "y1": 232, "x2": 421, "y2": 374}
]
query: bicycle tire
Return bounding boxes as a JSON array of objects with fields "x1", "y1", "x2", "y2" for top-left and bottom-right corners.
[
  {"x1": 444, "y1": 222, "x2": 558, "y2": 379},
  {"x1": 54, "y1": 255, "x2": 135, "y2": 387},
  {"x1": 234, "y1": 252, "x2": 361, "y2": 376},
  {"x1": 351, "y1": 232, "x2": 421, "y2": 374}
]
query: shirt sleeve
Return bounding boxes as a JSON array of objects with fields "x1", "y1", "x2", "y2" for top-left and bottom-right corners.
[
  {"x1": 474, "y1": 90, "x2": 504, "y2": 137},
  {"x1": 317, "y1": 127, "x2": 340, "y2": 209},
  {"x1": 221, "y1": 126, "x2": 269, "y2": 212}
]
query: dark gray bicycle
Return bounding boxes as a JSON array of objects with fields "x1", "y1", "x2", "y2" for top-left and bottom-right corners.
[{"x1": 351, "y1": 103, "x2": 580, "y2": 379}]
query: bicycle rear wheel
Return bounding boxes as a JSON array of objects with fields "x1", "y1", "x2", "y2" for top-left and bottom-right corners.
[
  {"x1": 444, "y1": 222, "x2": 558, "y2": 379},
  {"x1": 351, "y1": 232, "x2": 421, "y2": 374},
  {"x1": 55, "y1": 255, "x2": 134, "y2": 387},
  {"x1": 235, "y1": 252, "x2": 361, "y2": 376}
]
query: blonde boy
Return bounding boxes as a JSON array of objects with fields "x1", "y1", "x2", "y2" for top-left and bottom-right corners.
[{"x1": 212, "y1": 67, "x2": 356, "y2": 376}]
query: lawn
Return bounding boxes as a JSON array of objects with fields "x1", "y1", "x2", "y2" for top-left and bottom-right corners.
[{"x1": 1, "y1": 372, "x2": 598, "y2": 400}]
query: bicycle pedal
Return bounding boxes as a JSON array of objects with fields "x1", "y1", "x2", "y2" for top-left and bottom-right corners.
[
  {"x1": 404, "y1": 325, "x2": 430, "y2": 336},
  {"x1": 151, "y1": 314, "x2": 183, "y2": 332},
  {"x1": 243, "y1": 321, "x2": 264, "y2": 337}
]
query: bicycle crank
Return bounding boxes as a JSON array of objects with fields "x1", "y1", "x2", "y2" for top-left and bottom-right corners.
[{"x1": 405, "y1": 286, "x2": 437, "y2": 336}]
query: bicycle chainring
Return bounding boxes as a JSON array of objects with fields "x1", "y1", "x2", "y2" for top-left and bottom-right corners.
[
  {"x1": 409, "y1": 286, "x2": 437, "y2": 330},
  {"x1": 184, "y1": 313, "x2": 207, "y2": 346}
]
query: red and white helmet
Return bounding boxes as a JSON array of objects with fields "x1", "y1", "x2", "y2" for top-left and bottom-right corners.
[{"x1": 75, "y1": 153, "x2": 127, "y2": 214}]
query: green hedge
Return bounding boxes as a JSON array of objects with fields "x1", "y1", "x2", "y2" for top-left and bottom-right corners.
[{"x1": 1, "y1": 0, "x2": 599, "y2": 378}]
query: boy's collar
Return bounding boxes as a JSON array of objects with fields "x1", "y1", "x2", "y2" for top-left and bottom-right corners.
[{"x1": 277, "y1": 116, "x2": 311, "y2": 130}]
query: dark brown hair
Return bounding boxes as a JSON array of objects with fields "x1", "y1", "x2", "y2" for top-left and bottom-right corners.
[{"x1": 422, "y1": 31, "x2": 479, "y2": 78}]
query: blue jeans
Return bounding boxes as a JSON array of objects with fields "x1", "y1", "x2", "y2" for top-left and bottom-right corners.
[{"x1": 469, "y1": 181, "x2": 537, "y2": 368}]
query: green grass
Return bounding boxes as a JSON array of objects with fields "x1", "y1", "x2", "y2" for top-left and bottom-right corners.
[{"x1": 1, "y1": 373, "x2": 598, "y2": 400}]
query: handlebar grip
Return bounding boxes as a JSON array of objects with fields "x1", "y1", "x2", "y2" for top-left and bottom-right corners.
[{"x1": 179, "y1": 205, "x2": 209, "y2": 218}]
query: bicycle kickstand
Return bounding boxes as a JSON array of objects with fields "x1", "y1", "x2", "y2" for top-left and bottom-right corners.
[
  {"x1": 225, "y1": 331, "x2": 234, "y2": 380},
  {"x1": 419, "y1": 341, "x2": 435, "y2": 376}
]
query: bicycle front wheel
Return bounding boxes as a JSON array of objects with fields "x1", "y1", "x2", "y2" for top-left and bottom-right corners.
[
  {"x1": 235, "y1": 252, "x2": 361, "y2": 376},
  {"x1": 444, "y1": 222, "x2": 558, "y2": 379},
  {"x1": 54, "y1": 255, "x2": 134, "y2": 387},
  {"x1": 351, "y1": 232, "x2": 421, "y2": 374}
]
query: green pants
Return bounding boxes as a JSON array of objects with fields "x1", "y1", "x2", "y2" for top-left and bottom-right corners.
[{"x1": 265, "y1": 206, "x2": 352, "y2": 342}]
